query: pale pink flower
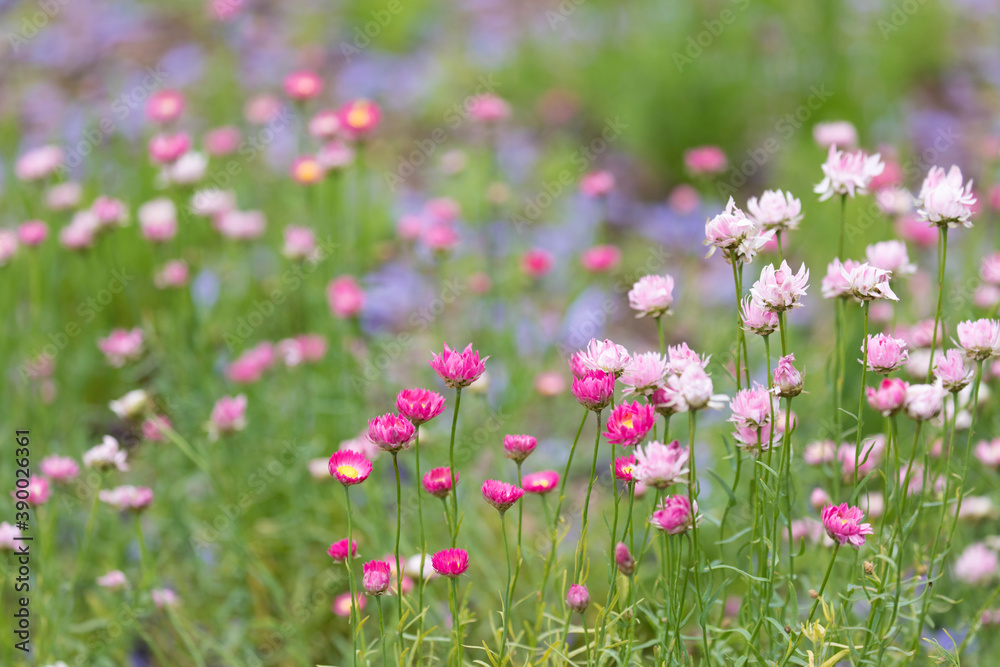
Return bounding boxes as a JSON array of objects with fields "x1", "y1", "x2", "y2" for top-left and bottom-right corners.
[
  {"x1": 40, "y1": 455, "x2": 79, "y2": 482},
  {"x1": 210, "y1": 395, "x2": 247, "y2": 437},
  {"x1": 803, "y1": 440, "x2": 837, "y2": 465},
  {"x1": 705, "y1": 197, "x2": 773, "y2": 264},
  {"x1": 864, "y1": 333, "x2": 909, "y2": 374},
  {"x1": 810, "y1": 487, "x2": 831, "y2": 509},
  {"x1": 867, "y1": 378, "x2": 908, "y2": 416},
  {"x1": 620, "y1": 352, "x2": 668, "y2": 396},
  {"x1": 865, "y1": 241, "x2": 915, "y2": 275},
  {"x1": 154, "y1": 260, "x2": 189, "y2": 289},
  {"x1": 146, "y1": 90, "x2": 185, "y2": 123},
  {"x1": 580, "y1": 338, "x2": 631, "y2": 375},
  {"x1": 917, "y1": 165, "x2": 977, "y2": 228},
  {"x1": 469, "y1": 94, "x2": 510, "y2": 122},
  {"x1": 204, "y1": 126, "x2": 241, "y2": 156},
  {"x1": 18, "y1": 220, "x2": 48, "y2": 246},
  {"x1": 283, "y1": 226, "x2": 317, "y2": 260},
  {"x1": 903, "y1": 381, "x2": 947, "y2": 421},
  {"x1": 534, "y1": 371, "x2": 566, "y2": 396},
  {"x1": 821, "y1": 503, "x2": 873, "y2": 548},
  {"x1": 580, "y1": 170, "x2": 615, "y2": 198},
  {"x1": 283, "y1": 70, "x2": 323, "y2": 100},
  {"x1": 162, "y1": 151, "x2": 207, "y2": 185},
  {"x1": 746, "y1": 190, "x2": 803, "y2": 231},
  {"x1": 633, "y1": 440, "x2": 689, "y2": 489},
  {"x1": 935, "y1": 349, "x2": 975, "y2": 393},
  {"x1": 954, "y1": 543, "x2": 998, "y2": 584},
  {"x1": 838, "y1": 436, "x2": 885, "y2": 481},
  {"x1": 0, "y1": 230, "x2": 18, "y2": 265},
  {"x1": 750, "y1": 260, "x2": 810, "y2": 312},
  {"x1": 90, "y1": 196, "x2": 128, "y2": 227},
  {"x1": 814, "y1": 146, "x2": 885, "y2": 201},
  {"x1": 138, "y1": 199, "x2": 177, "y2": 242},
  {"x1": 896, "y1": 214, "x2": 939, "y2": 247},
  {"x1": 956, "y1": 319, "x2": 1000, "y2": 361},
  {"x1": 308, "y1": 110, "x2": 341, "y2": 139},
  {"x1": 97, "y1": 570, "x2": 129, "y2": 590},
  {"x1": 740, "y1": 295, "x2": 778, "y2": 336},
  {"x1": 327, "y1": 276, "x2": 365, "y2": 318},
  {"x1": 812, "y1": 121, "x2": 857, "y2": 149},
  {"x1": 821, "y1": 258, "x2": 860, "y2": 299},
  {"x1": 728, "y1": 384, "x2": 775, "y2": 430},
  {"x1": 99, "y1": 485, "x2": 154, "y2": 511},
  {"x1": 148, "y1": 132, "x2": 190, "y2": 164},
  {"x1": 650, "y1": 495, "x2": 700, "y2": 534},
  {"x1": 772, "y1": 354, "x2": 804, "y2": 397},
  {"x1": 191, "y1": 189, "x2": 236, "y2": 217},
  {"x1": 667, "y1": 365, "x2": 726, "y2": 412},
  {"x1": 974, "y1": 285, "x2": 1000, "y2": 309},
  {"x1": 843, "y1": 262, "x2": 898, "y2": 302},
  {"x1": 109, "y1": 389, "x2": 150, "y2": 420},
  {"x1": 874, "y1": 187, "x2": 914, "y2": 218},
  {"x1": 83, "y1": 436, "x2": 129, "y2": 471},
  {"x1": 981, "y1": 253, "x2": 1000, "y2": 286},
  {"x1": 16, "y1": 145, "x2": 64, "y2": 181},
  {"x1": 152, "y1": 588, "x2": 179, "y2": 608},
  {"x1": 318, "y1": 140, "x2": 356, "y2": 169},
  {"x1": 668, "y1": 184, "x2": 700, "y2": 214},
  {"x1": 142, "y1": 415, "x2": 172, "y2": 442},
  {"x1": 628, "y1": 275, "x2": 674, "y2": 318},
  {"x1": 566, "y1": 584, "x2": 590, "y2": 613},
  {"x1": 214, "y1": 210, "x2": 266, "y2": 240},
  {"x1": 684, "y1": 145, "x2": 727, "y2": 175},
  {"x1": 98, "y1": 328, "x2": 144, "y2": 367},
  {"x1": 974, "y1": 438, "x2": 1000, "y2": 467}
]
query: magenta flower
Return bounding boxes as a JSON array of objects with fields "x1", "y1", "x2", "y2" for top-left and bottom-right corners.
[
  {"x1": 14, "y1": 476, "x2": 51, "y2": 506},
  {"x1": 628, "y1": 275, "x2": 675, "y2": 318},
  {"x1": 481, "y1": 480, "x2": 524, "y2": 514},
  {"x1": 934, "y1": 349, "x2": 975, "y2": 393},
  {"x1": 580, "y1": 245, "x2": 622, "y2": 273},
  {"x1": 650, "y1": 495, "x2": 699, "y2": 535},
  {"x1": 864, "y1": 334, "x2": 909, "y2": 374},
  {"x1": 684, "y1": 145, "x2": 728, "y2": 175},
  {"x1": 772, "y1": 354, "x2": 804, "y2": 397},
  {"x1": 396, "y1": 388, "x2": 446, "y2": 426},
  {"x1": 917, "y1": 165, "x2": 977, "y2": 228},
  {"x1": 362, "y1": 560, "x2": 392, "y2": 596},
  {"x1": 328, "y1": 450, "x2": 373, "y2": 486},
  {"x1": 99, "y1": 485, "x2": 154, "y2": 511},
  {"x1": 502, "y1": 434, "x2": 537, "y2": 463},
  {"x1": 903, "y1": 381, "x2": 947, "y2": 421},
  {"x1": 604, "y1": 402, "x2": 657, "y2": 447},
  {"x1": 634, "y1": 440, "x2": 689, "y2": 489},
  {"x1": 981, "y1": 253, "x2": 1000, "y2": 285},
  {"x1": 146, "y1": 89, "x2": 185, "y2": 123},
  {"x1": 568, "y1": 352, "x2": 590, "y2": 379},
  {"x1": 747, "y1": 189, "x2": 803, "y2": 232},
  {"x1": 814, "y1": 145, "x2": 884, "y2": 200},
  {"x1": 620, "y1": 352, "x2": 668, "y2": 397},
  {"x1": 431, "y1": 548, "x2": 469, "y2": 578},
  {"x1": 429, "y1": 343, "x2": 488, "y2": 389},
  {"x1": 337, "y1": 99, "x2": 381, "y2": 139},
  {"x1": 615, "y1": 543, "x2": 636, "y2": 576},
  {"x1": 210, "y1": 395, "x2": 247, "y2": 437},
  {"x1": 283, "y1": 70, "x2": 323, "y2": 100},
  {"x1": 843, "y1": 263, "x2": 899, "y2": 302},
  {"x1": 521, "y1": 248, "x2": 555, "y2": 277},
  {"x1": 566, "y1": 584, "x2": 590, "y2": 613},
  {"x1": 423, "y1": 467, "x2": 458, "y2": 498},
  {"x1": 327, "y1": 276, "x2": 365, "y2": 319},
  {"x1": 750, "y1": 261, "x2": 810, "y2": 312},
  {"x1": 572, "y1": 370, "x2": 615, "y2": 412},
  {"x1": 98, "y1": 328, "x2": 144, "y2": 368},
  {"x1": 867, "y1": 378, "x2": 908, "y2": 416},
  {"x1": 367, "y1": 413, "x2": 415, "y2": 453},
  {"x1": 820, "y1": 503, "x2": 874, "y2": 548},
  {"x1": 468, "y1": 94, "x2": 511, "y2": 123},
  {"x1": 580, "y1": 338, "x2": 631, "y2": 375},
  {"x1": 327, "y1": 538, "x2": 359, "y2": 561},
  {"x1": 522, "y1": 470, "x2": 559, "y2": 495},
  {"x1": 613, "y1": 455, "x2": 637, "y2": 483},
  {"x1": 40, "y1": 455, "x2": 79, "y2": 482},
  {"x1": 956, "y1": 319, "x2": 1000, "y2": 361},
  {"x1": 579, "y1": 170, "x2": 615, "y2": 198},
  {"x1": 740, "y1": 296, "x2": 779, "y2": 336}
]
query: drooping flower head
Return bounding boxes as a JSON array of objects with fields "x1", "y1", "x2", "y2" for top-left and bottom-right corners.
[
  {"x1": 650, "y1": 495, "x2": 700, "y2": 535},
  {"x1": 431, "y1": 548, "x2": 469, "y2": 577},
  {"x1": 395, "y1": 388, "x2": 446, "y2": 426},
  {"x1": 750, "y1": 261, "x2": 810, "y2": 312},
  {"x1": 772, "y1": 354, "x2": 804, "y2": 397},
  {"x1": 935, "y1": 349, "x2": 975, "y2": 393},
  {"x1": 328, "y1": 449, "x2": 373, "y2": 486},
  {"x1": 572, "y1": 370, "x2": 615, "y2": 412},
  {"x1": 620, "y1": 352, "x2": 668, "y2": 397},
  {"x1": 604, "y1": 402, "x2": 657, "y2": 447},
  {"x1": 740, "y1": 295, "x2": 779, "y2": 336},
  {"x1": 423, "y1": 467, "x2": 458, "y2": 498},
  {"x1": 633, "y1": 440, "x2": 689, "y2": 489},
  {"x1": 917, "y1": 165, "x2": 977, "y2": 228},
  {"x1": 367, "y1": 413, "x2": 415, "y2": 453},
  {"x1": 429, "y1": 343, "x2": 488, "y2": 389},
  {"x1": 327, "y1": 538, "x2": 359, "y2": 561},
  {"x1": 866, "y1": 378, "x2": 908, "y2": 416},
  {"x1": 864, "y1": 334, "x2": 909, "y2": 374},
  {"x1": 820, "y1": 503, "x2": 874, "y2": 548},
  {"x1": 814, "y1": 145, "x2": 884, "y2": 200},
  {"x1": 522, "y1": 470, "x2": 559, "y2": 495},
  {"x1": 481, "y1": 480, "x2": 524, "y2": 514},
  {"x1": 628, "y1": 275, "x2": 675, "y2": 318},
  {"x1": 747, "y1": 189, "x2": 803, "y2": 232},
  {"x1": 566, "y1": 584, "x2": 590, "y2": 613},
  {"x1": 956, "y1": 319, "x2": 1000, "y2": 361},
  {"x1": 362, "y1": 560, "x2": 392, "y2": 596}
]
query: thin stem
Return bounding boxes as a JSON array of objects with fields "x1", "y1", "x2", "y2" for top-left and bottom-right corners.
[
  {"x1": 135, "y1": 513, "x2": 151, "y2": 589},
  {"x1": 575, "y1": 410, "x2": 604, "y2": 583},
  {"x1": 448, "y1": 388, "x2": 463, "y2": 547},
  {"x1": 657, "y1": 315, "x2": 665, "y2": 355},
  {"x1": 377, "y1": 597, "x2": 389, "y2": 667},
  {"x1": 853, "y1": 301, "x2": 871, "y2": 493},
  {"x1": 450, "y1": 577, "x2": 463, "y2": 667},
  {"x1": 926, "y1": 226, "x2": 948, "y2": 381},
  {"x1": 732, "y1": 260, "x2": 745, "y2": 391},
  {"x1": 500, "y1": 512, "x2": 513, "y2": 664},
  {"x1": 344, "y1": 485, "x2": 359, "y2": 667},
  {"x1": 414, "y1": 429, "x2": 426, "y2": 662},
  {"x1": 597, "y1": 443, "x2": 622, "y2": 650},
  {"x1": 781, "y1": 544, "x2": 840, "y2": 667},
  {"x1": 393, "y1": 452, "x2": 404, "y2": 652},
  {"x1": 687, "y1": 410, "x2": 711, "y2": 664},
  {"x1": 837, "y1": 193, "x2": 846, "y2": 259}
]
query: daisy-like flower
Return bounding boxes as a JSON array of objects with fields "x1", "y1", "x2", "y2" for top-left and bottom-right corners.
[
  {"x1": 746, "y1": 190, "x2": 803, "y2": 232},
  {"x1": 903, "y1": 380, "x2": 947, "y2": 422},
  {"x1": 396, "y1": 388, "x2": 446, "y2": 426},
  {"x1": 704, "y1": 197, "x2": 773, "y2": 264},
  {"x1": 97, "y1": 570, "x2": 129, "y2": 591},
  {"x1": 429, "y1": 344, "x2": 488, "y2": 389},
  {"x1": 362, "y1": 560, "x2": 392, "y2": 596},
  {"x1": 628, "y1": 275, "x2": 675, "y2": 318},
  {"x1": 580, "y1": 338, "x2": 631, "y2": 376},
  {"x1": 572, "y1": 370, "x2": 615, "y2": 411},
  {"x1": 821, "y1": 503, "x2": 874, "y2": 548},
  {"x1": 40, "y1": 455, "x2": 80, "y2": 482},
  {"x1": 327, "y1": 538, "x2": 359, "y2": 561},
  {"x1": 209, "y1": 395, "x2": 247, "y2": 437},
  {"x1": 83, "y1": 436, "x2": 129, "y2": 471},
  {"x1": 814, "y1": 145, "x2": 884, "y2": 201},
  {"x1": 935, "y1": 349, "x2": 975, "y2": 393},
  {"x1": 864, "y1": 334, "x2": 909, "y2": 374},
  {"x1": 329, "y1": 450, "x2": 373, "y2": 486},
  {"x1": 604, "y1": 402, "x2": 657, "y2": 447},
  {"x1": 367, "y1": 413, "x2": 415, "y2": 453},
  {"x1": 650, "y1": 495, "x2": 700, "y2": 535},
  {"x1": 633, "y1": 440, "x2": 689, "y2": 489},
  {"x1": 956, "y1": 319, "x2": 1000, "y2": 361},
  {"x1": 917, "y1": 165, "x2": 977, "y2": 228},
  {"x1": 522, "y1": 470, "x2": 559, "y2": 495},
  {"x1": 431, "y1": 548, "x2": 469, "y2": 577},
  {"x1": 620, "y1": 352, "x2": 668, "y2": 396},
  {"x1": 772, "y1": 354, "x2": 804, "y2": 397},
  {"x1": 423, "y1": 467, "x2": 458, "y2": 498},
  {"x1": 98, "y1": 328, "x2": 144, "y2": 367},
  {"x1": 613, "y1": 455, "x2": 637, "y2": 483},
  {"x1": 867, "y1": 378, "x2": 908, "y2": 416},
  {"x1": 740, "y1": 295, "x2": 779, "y2": 336},
  {"x1": 750, "y1": 261, "x2": 810, "y2": 312},
  {"x1": 99, "y1": 486, "x2": 154, "y2": 511},
  {"x1": 566, "y1": 584, "x2": 590, "y2": 613},
  {"x1": 337, "y1": 99, "x2": 382, "y2": 139},
  {"x1": 865, "y1": 241, "x2": 915, "y2": 275},
  {"x1": 481, "y1": 480, "x2": 524, "y2": 514},
  {"x1": 843, "y1": 263, "x2": 898, "y2": 302}
]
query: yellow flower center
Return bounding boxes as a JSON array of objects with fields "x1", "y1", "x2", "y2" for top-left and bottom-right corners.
[
  {"x1": 621, "y1": 415, "x2": 634, "y2": 429},
  {"x1": 336, "y1": 464, "x2": 360, "y2": 479},
  {"x1": 294, "y1": 159, "x2": 322, "y2": 183},
  {"x1": 347, "y1": 105, "x2": 372, "y2": 129}
]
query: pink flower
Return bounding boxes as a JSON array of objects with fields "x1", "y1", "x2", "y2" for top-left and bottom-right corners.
[
  {"x1": 772, "y1": 354, "x2": 804, "y2": 397},
  {"x1": 604, "y1": 402, "x2": 657, "y2": 447},
  {"x1": 12, "y1": 476, "x2": 49, "y2": 505},
  {"x1": 954, "y1": 543, "x2": 998, "y2": 584},
  {"x1": 522, "y1": 470, "x2": 559, "y2": 494},
  {"x1": 813, "y1": 121, "x2": 858, "y2": 149},
  {"x1": 821, "y1": 258, "x2": 860, "y2": 299},
  {"x1": 40, "y1": 455, "x2": 79, "y2": 482},
  {"x1": 97, "y1": 570, "x2": 129, "y2": 590},
  {"x1": 423, "y1": 467, "x2": 458, "y2": 498},
  {"x1": 535, "y1": 371, "x2": 567, "y2": 396},
  {"x1": 614, "y1": 455, "x2": 636, "y2": 482},
  {"x1": 204, "y1": 126, "x2": 241, "y2": 156},
  {"x1": 367, "y1": 413, "x2": 415, "y2": 453},
  {"x1": 521, "y1": 248, "x2": 554, "y2": 277},
  {"x1": 154, "y1": 260, "x2": 189, "y2": 289},
  {"x1": 740, "y1": 296, "x2": 779, "y2": 336},
  {"x1": 668, "y1": 184, "x2": 700, "y2": 214},
  {"x1": 210, "y1": 395, "x2": 247, "y2": 435},
  {"x1": 896, "y1": 214, "x2": 939, "y2": 247},
  {"x1": 284, "y1": 70, "x2": 323, "y2": 100},
  {"x1": 396, "y1": 388, "x2": 446, "y2": 426},
  {"x1": 750, "y1": 260, "x2": 809, "y2": 312},
  {"x1": 864, "y1": 334, "x2": 909, "y2": 374},
  {"x1": 142, "y1": 416, "x2": 171, "y2": 442},
  {"x1": 481, "y1": 479, "x2": 524, "y2": 513},
  {"x1": 843, "y1": 263, "x2": 898, "y2": 302},
  {"x1": 837, "y1": 437, "x2": 885, "y2": 482},
  {"x1": 803, "y1": 440, "x2": 837, "y2": 465},
  {"x1": 580, "y1": 170, "x2": 615, "y2": 198},
  {"x1": 362, "y1": 560, "x2": 392, "y2": 596},
  {"x1": 214, "y1": 210, "x2": 266, "y2": 240},
  {"x1": 98, "y1": 328, "x2": 144, "y2": 367},
  {"x1": 747, "y1": 190, "x2": 803, "y2": 231},
  {"x1": 329, "y1": 449, "x2": 373, "y2": 486},
  {"x1": 580, "y1": 245, "x2": 621, "y2": 273},
  {"x1": 138, "y1": 198, "x2": 178, "y2": 242},
  {"x1": 956, "y1": 319, "x2": 1000, "y2": 361},
  {"x1": 821, "y1": 503, "x2": 873, "y2": 548},
  {"x1": 633, "y1": 440, "x2": 689, "y2": 489},
  {"x1": 935, "y1": 349, "x2": 975, "y2": 393},
  {"x1": 331, "y1": 591, "x2": 364, "y2": 617},
  {"x1": 620, "y1": 352, "x2": 668, "y2": 397},
  {"x1": 628, "y1": 275, "x2": 675, "y2": 318},
  {"x1": 684, "y1": 145, "x2": 728, "y2": 175},
  {"x1": 283, "y1": 226, "x2": 317, "y2": 259},
  {"x1": 99, "y1": 485, "x2": 154, "y2": 511},
  {"x1": 917, "y1": 165, "x2": 977, "y2": 228},
  {"x1": 83, "y1": 436, "x2": 129, "y2": 471},
  {"x1": 974, "y1": 439, "x2": 1000, "y2": 467},
  {"x1": 429, "y1": 344, "x2": 488, "y2": 389},
  {"x1": 650, "y1": 495, "x2": 699, "y2": 534},
  {"x1": 327, "y1": 276, "x2": 365, "y2": 319},
  {"x1": 431, "y1": 548, "x2": 469, "y2": 577},
  {"x1": 503, "y1": 435, "x2": 537, "y2": 463},
  {"x1": 18, "y1": 220, "x2": 48, "y2": 246},
  {"x1": 874, "y1": 186, "x2": 913, "y2": 217},
  {"x1": 191, "y1": 189, "x2": 235, "y2": 217},
  {"x1": 152, "y1": 588, "x2": 179, "y2": 609},
  {"x1": 16, "y1": 145, "x2": 64, "y2": 181},
  {"x1": 148, "y1": 132, "x2": 190, "y2": 164},
  {"x1": 668, "y1": 365, "x2": 725, "y2": 411},
  {"x1": 729, "y1": 384, "x2": 775, "y2": 430},
  {"x1": 291, "y1": 156, "x2": 325, "y2": 185},
  {"x1": 615, "y1": 543, "x2": 636, "y2": 575},
  {"x1": 981, "y1": 253, "x2": 1000, "y2": 286},
  {"x1": 337, "y1": 99, "x2": 381, "y2": 139},
  {"x1": 308, "y1": 109, "x2": 341, "y2": 139},
  {"x1": 572, "y1": 370, "x2": 615, "y2": 411},
  {"x1": 865, "y1": 241, "x2": 915, "y2": 275},
  {"x1": 903, "y1": 381, "x2": 946, "y2": 421},
  {"x1": 580, "y1": 338, "x2": 631, "y2": 375},
  {"x1": 566, "y1": 584, "x2": 590, "y2": 613},
  {"x1": 146, "y1": 90, "x2": 185, "y2": 123},
  {"x1": 811, "y1": 488, "x2": 831, "y2": 509},
  {"x1": 814, "y1": 145, "x2": 884, "y2": 200},
  {"x1": 422, "y1": 223, "x2": 459, "y2": 252},
  {"x1": 867, "y1": 378, "x2": 908, "y2": 416},
  {"x1": 705, "y1": 198, "x2": 772, "y2": 264},
  {"x1": 319, "y1": 139, "x2": 357, "y2": 170},
  {"x1": 469, "y1": 94, "x2": 510, "y2": 122},
  {"x1": 0, "y1": 230, "x2": 18, "y2": 265},
  {"x1": 227, "y1": 343, "x2": 275, "y2": 383}
]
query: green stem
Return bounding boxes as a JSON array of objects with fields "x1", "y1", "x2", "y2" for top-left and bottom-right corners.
[
  {"x1": 449, "y1": 388, "x2": 463, "y2": 547},
  {"x1": 344, "y1": 485, "x2": 359, "y2": 667},
  {"x1": 926, "y1": 226, "x2": 948, "y2": 381},
  {"x1": 500, "y1": 512, "x2": 512, "y2": 664},
  {"x1": 393, "y1": 452, "x2": 404, "y2": 652},
  {"x1": 414, "y1": 429, "x2": 426, "y2": 662},
  {"x1": 838, "y1": 193, "x2": 846, "y2": 259},
  {"x1": 450, "y1": 577, "x2": 463, "y2": 667},
  {"x1": 575, "y1": 410, "x2": 604, "y2": 583},
  {"x1": 781, "y1": 544, "x2": 840, "y2": 667},
  {"x1": 687, "y1": 410, "x2": 711, "y2": 665},
  {"x1": 852, "y1": 302, "x2": 871, "y2": 493},
  {"x1": 378, "y1": 597, "x2": 389, "y2": 667}
]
